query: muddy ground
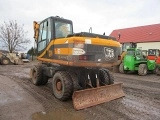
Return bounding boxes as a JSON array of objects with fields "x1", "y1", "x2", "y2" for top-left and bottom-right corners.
[{"x1": 0, "y1": 62, "x2": 160, "y2": 120}]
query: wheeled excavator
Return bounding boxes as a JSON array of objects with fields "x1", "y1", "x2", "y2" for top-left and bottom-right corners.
[{"x1": 30, "y1": 16, "x2": 125, "y2": 110}]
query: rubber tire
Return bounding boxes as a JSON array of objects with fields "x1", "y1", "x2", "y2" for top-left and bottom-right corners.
[
  {"x1": 119, "y1": 63, "x2": 126, "y2": 73},
  {"x1": 52, "y1": 71, "x2": 73, "y2": 101},
  {"x1": 68, "y1": 71, "x2": 82, "y2": 91},
  {"x1": 102, "y1": 68, "x2": 114, "y2": 85},
  {"x1": 98, "y1": 69, "x2": 110, "y2": 86},
  {"x1": 1, "y1": 57, "x2": 10, "y2": 65},
  {"x1": 31, "y1": 65, "x2": 48, "y2": 85},
  {"x1": 78, "y1": 71, "x2": 87, "y2": 89},
  {"x1": 138, "y1": 64, "x2": 147, "y2": 76},
  {"x1": 40, "y1": 65, "x2": 48, "y2": 85},
  {"x1": 155, "y1": 66, "x2": 160, "y2": 75}
]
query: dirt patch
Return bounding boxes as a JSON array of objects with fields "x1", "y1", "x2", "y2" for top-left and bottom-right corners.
[
  {"x1": 32, "y1": 110, "x2": 85, "y2": 120},
  {"x1": 0, "y1": 63, "x2": 160, "y2": 120},
  {"x1": 0, "y1": 74, "x2": 44, "y2": 120}
]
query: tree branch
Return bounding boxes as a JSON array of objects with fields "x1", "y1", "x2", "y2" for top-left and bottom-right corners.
[{"x1": 0, "y1": 20, "x2": 31, "y2": 52}]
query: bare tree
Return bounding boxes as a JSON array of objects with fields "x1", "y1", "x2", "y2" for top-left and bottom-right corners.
[{"x1": 0, "y1": 20, "x2": 30, "y2": 53}]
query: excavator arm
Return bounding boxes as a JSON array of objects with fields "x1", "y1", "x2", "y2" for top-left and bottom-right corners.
[{"x1": 33, "y1": 21, "x2": 39, "y2": 42}]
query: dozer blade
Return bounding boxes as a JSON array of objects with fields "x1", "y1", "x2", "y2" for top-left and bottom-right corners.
[{"x1": 72, "y1": 83, "x2": 125, "y2": 110}]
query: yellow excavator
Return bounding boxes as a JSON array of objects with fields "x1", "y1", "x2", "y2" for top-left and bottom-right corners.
[{"x1": 30, "y1": 16, "x2": 125, "y2": 110}]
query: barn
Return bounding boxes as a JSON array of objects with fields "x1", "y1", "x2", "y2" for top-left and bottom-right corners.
[{"x1": 110, "y1": 23, "x2": 160, "y2": 50}]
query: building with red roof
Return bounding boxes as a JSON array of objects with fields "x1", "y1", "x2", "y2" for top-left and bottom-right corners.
[{"x1": 110, "y1": 23, "x2": 160, "y2": 50}]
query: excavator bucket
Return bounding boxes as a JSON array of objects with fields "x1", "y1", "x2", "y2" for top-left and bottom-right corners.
[{"x1": 72, "y1": 83, "x2": 125, "y2": 110}]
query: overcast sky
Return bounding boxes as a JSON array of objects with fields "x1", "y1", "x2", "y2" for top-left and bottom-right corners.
[{"x1": 0, "y1": 0, "x2": 160, "y2": 51}]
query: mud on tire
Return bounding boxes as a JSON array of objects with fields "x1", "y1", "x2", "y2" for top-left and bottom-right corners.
[
  {"x1": 98, "y1": 69, "x2": 114, "y2": 86},
  {"x1": 52, "y1": 71, "x2": 73, "y2": 101},
  {"x1": 68, "y1": 71, "x2": 82, "y2": 91},
  {"x1": 102, "y1": 68, "x2": 114, "y2": 85},
  {"x1": 1, "y1": 57, "x2": 11, "y2": 65},
  {"x1": 138, "y1": 64, "x2": 147, "y2": 76},
  {"x1": 31, "y1": 65, "x2": 48, "y2": 85}
]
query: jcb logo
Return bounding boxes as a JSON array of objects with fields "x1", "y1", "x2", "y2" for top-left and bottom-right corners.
[{"x1": 104, "y1": 47, "x2": 115, "y2": 61}]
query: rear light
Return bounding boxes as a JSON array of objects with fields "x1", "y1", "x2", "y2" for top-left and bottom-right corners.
[{"x1": 79, "y1": 55, "x2": 88, "y2": 60}]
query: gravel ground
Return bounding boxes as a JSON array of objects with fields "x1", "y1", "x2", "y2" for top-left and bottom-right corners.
[{"x1": 0, "y1": 62, "x2": 160, "y2": 120}]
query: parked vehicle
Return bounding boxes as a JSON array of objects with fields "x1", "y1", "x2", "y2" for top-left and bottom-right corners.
[
  {"x1": 18, "y1": 53, "x2": 30, "y2": 63},
  {"x1": 0, "y1": 52, "x2": 23, "y2": 65},
  {"x1": 30, "y1": 16, "x2": 125, "y2": 110},
  {"x1": 119, "y1": 48, "x2": 156, "y2": 75},
  {"x1": 147, "y1": 49, "x2": 160, "y2": 75}
]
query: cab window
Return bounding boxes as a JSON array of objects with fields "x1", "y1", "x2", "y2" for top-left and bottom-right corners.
[
  {"x1": 127, "y1": 50, "x2": 135, "y2": 55},
  {"x1": 38, "y1": 21, "x2": 47, "y2": 52},
  {"x1": 55, "y1": 21, "x2": 72, "y2": 38}
]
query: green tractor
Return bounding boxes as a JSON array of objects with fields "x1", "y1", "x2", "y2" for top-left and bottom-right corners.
[{"x1": 119, "y1": 48, "x2": 156, "y2": 76}]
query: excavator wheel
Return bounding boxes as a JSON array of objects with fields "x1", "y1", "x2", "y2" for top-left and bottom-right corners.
[
  {"x1": 88, "y1": 69, "x2": 114, "y2": 87},
  {"x1": 52, "y1": 71, "x2": 73, "y2": 101},
  {"x1": 98, "y1": 69, "x2": 110, "y2": 86},
  {"x1": 1, "y1": 57, "x2": 11, "y2": 65},
  {"x1": 78, "y1": 71, "x2": 88, "y2": 89},
  {"x1": 31, "y1": 65, "x2": 48, "y2": 85},
  {"x1": 102, "y1": 68, "x2": 114, "y2": 84},
  {"x1": 68, "y1": 72, "x2": 82, "y2": 91},
  {"x1": 138, "y1": 64, "x2": 147, "y2": 76}
]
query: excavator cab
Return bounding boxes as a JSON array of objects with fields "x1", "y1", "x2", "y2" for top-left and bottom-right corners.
[
  {"x1": 34, "y1": 16, "x2": 73, "y2": 40},
  {"x1": 33, "y1": 16, "x2": 73, "y2": 55}
]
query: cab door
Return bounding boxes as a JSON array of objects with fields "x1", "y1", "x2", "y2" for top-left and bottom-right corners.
[{"x1": 37, "y1": 19, "x2": 52, "y2": 57}]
